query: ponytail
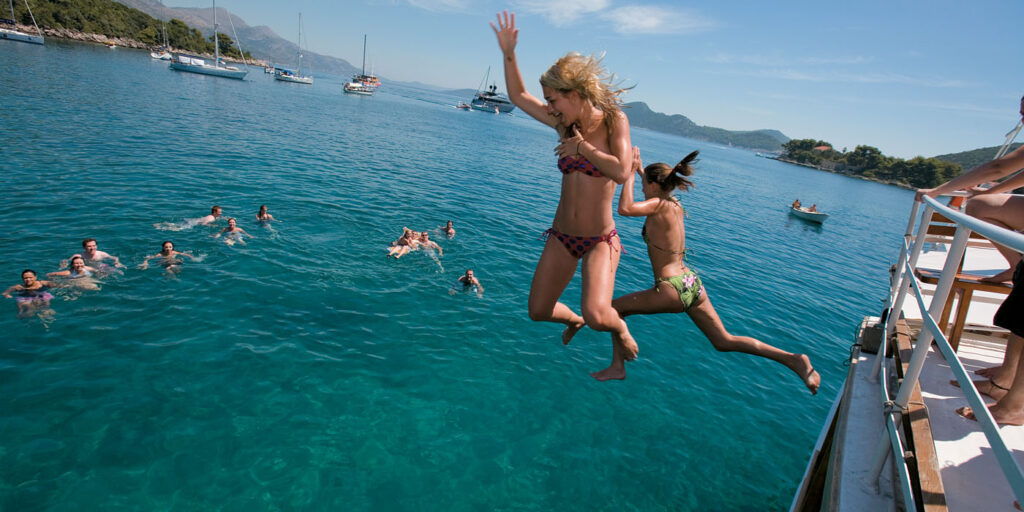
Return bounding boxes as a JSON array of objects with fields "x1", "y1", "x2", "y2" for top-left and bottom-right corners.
[{"x1": 645, "y1": 150, "x2": 699, "y2": 192}]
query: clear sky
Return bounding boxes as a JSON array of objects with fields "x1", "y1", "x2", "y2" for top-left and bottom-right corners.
[{"x1": 170, "y1": 0, "x2": 1024, "y2": 159}]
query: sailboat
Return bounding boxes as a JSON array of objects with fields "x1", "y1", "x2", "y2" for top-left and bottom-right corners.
[
  {"x1": 469, "y1": 66, "x2": 514, "y2": 113},
  {"x1": 169, "y1": 0, "x2": 247, "y2": 80},
  {"x1": 0, "y1": 0, "x2": 43, "y2": 45},
  {"x1": 274, "y1": 13, "x2": 312, "y2": 84},
  {"x1": 150, "y1": 22, "x2": 171, "y2": 60},
  {"x1": 343, "y1": 34, "x2": 379, "y2": 95}
]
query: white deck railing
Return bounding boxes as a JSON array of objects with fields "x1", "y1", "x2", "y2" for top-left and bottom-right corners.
[{"x1": 869, "y1": 194, "x2": 1024, "y2": 509}]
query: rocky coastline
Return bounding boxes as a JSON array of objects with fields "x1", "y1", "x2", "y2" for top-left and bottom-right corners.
[{"x1": 11, "y1": 23, "x2": 266, "y2": 66}]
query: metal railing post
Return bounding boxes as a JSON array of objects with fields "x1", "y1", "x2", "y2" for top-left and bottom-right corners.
[
  {"x1": 874, "y1": 204, "x2": 931, "y2": 381},
  {"x1": 868, "y1": 223, "x2": 971, "y2": 486}
]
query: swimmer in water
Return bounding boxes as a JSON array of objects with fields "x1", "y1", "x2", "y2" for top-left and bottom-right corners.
[
  {"x1": 450, "y1": 269, "x2": 484, "y2": 297},
  {"x1": 387, "y1": 228, "x2": 419, "y2": 259},
  {"x1": 214, "y1": 218, "x2": 252, "y2": 245},
  {"x1": 62, "y1": 238, "x2": 125, "y2": 272},
  {"x1": 140, "y1": 241, "x2": 197, "y2": 275},
  {"x1": 256, "y1": 205, "x2": 275, "y2": 223},
  {"x1": 4, "y1": 269, "x2": 57, "y2": 317},
  {"x1": 443, "y1": 220, "x2": 455, "y2": 239},
  {"x1": 418, "y1": 231, "x2": 443, "y2": 256},
  {"x1": 47, "y1": 256, "x2": 101, "y2": 290},
  {"x1": 590, "y1": 147, "x2": 820, "y2": 393},
  {"x1": 154, "y1": 206, "x2": 222, "y2": 231}
]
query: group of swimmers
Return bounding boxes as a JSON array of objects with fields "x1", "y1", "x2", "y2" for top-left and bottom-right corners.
[
  {"x1": 386, "y1": 220, "x2": 452, "y2": 259},
  {"x1": 3, "y1": 205, "x2": 277, "y2": 320},
  {"x1": 385, "y1": 220, "x2": 485, "y2": 296}
]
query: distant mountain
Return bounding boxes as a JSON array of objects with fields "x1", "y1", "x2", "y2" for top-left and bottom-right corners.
[
  {"x1": 934, "y1": 143, "x2": 1022, "y2": 172},
  {"x1": 114, "y1": 0, "x2": 359, "y2": 77},
  {"x1": 623, "y1": 102, "x2": 789, "y2": 152}
]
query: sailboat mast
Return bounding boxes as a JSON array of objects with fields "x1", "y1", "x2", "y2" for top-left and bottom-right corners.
[
  {"x1": 361, "y1": 34, "x2": 367, "y2": 75},
  {"x1": 297, "y1": 13, "x2": 302, "y2": 75},
  {"x1": 213, "y1": 0, "x2": 219, "y2": 67}
]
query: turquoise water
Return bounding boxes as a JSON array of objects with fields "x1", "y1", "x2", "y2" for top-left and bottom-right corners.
[{"x1": 1, "y1": 39, "x2": 914, "y2": 511}]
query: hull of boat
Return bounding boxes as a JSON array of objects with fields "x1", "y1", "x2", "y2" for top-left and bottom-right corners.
[
  {"x1": 789, "y1": 207, "x2": 828, "y2": 223},
  {"x1": 0, "y1": 28, "x2": 43, "y2": 45},
  {"x1": 274, "y1": 73, "x2": 313, "y2": 84},
  {"x1": 170, "y1": 61, "x2": 247, "y2": 80},
  {"x1": 343, "y1": 83, "x2": 373, "y2": 95},
  {"x1": 150, "y1": 51, "x2": 172, "y2": 60},
  {"x1": 470, "y1": 99, "x2": 514, "y2": 113}
]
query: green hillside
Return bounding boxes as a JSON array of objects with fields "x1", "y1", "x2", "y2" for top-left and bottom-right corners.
[
  {"x1": 934, "y1": 143, "x2": 1023, "y2": 172},
  {"x1": 623, "y1": 102, "x2": 789, "y2": 152}
]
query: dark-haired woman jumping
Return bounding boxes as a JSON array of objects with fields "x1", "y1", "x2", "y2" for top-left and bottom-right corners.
[{"x1": 592, "y1": 148, "x2": 820, "y2": 392}]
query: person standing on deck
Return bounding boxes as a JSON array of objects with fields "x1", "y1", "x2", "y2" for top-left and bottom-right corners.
[{"x1": 916, "y1": 95, "x2": 1024, "y2": 423}]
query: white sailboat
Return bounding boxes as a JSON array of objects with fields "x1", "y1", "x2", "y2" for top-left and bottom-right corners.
[
  {"x1": 0, "y1": 0, "x2": 43, "y2": 45},
  {"x1": 169, "y1": 0, "x2": 247, "y2": 80},
  {"x1": 150, "y1": 23, "x2": 171, "y2": 60},
  {"x1": 274, "y1": 13, "x2": 312, "y2": 85}
]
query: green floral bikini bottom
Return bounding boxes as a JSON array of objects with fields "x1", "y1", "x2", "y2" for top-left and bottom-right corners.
[{"x1": 655, "y1": 267, "x2": 704, "y2": 311}]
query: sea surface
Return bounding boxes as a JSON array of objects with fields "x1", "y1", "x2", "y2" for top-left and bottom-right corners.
[{"x1": 0, "y1": 40, "x2": 915, "y2": 511}]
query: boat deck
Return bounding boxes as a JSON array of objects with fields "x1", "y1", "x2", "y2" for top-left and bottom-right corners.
[{"x1": 831, "y1": 243, "x2": 1022, "y2": 511}]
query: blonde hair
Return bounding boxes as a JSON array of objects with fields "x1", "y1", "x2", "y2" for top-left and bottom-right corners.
[
  {"x1": 645, "y1": 151, "x2": 699, "y2": 192},
  {"x1": 540, "y1": 52, "x2": 630, "y2": 133}
]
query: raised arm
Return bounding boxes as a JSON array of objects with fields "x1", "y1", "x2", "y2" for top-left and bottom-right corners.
[
  {"x1": 491, "y1": 11, "x2": 558, "y2": 128},
  {"x1": 618, "y1": 147, "x2": 667, "y2": 216},
  {"x1": 918, "y1": 144, "x2": 1024, "y2": 200}
]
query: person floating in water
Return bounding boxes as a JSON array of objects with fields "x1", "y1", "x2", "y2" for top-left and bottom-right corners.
[
  {"x1": 256, "y1": 205, "x2": 275, "y2": 223},
  {"x1": 47, "y1": 256, "x2": 101, "y2": 290},
  {"x1": 387, "y1": 228, "x2": 419, "y2": 259},
  {"x1": 3, "y1": 269, "x2": 57, "y2": 318},
  {"x1": 62, "y1": 238, "x2": 125, "y2": 271},
  {"x1": 587, "y1": 147, "x2": 820, "y2": 393},
  {"x1": 443, "y1": 220, "x2": 455, "y2": 239},
  {"x1": 418, "y1": 231, "x2": 443, "y2": 256},
  {"x1": 491, "y1": 10, "x2": 638, "y2": 362},
  {"x1": 215, "y1": 218, "x2": 252, "y2": 245},
  {"x1": 450, "y1": 269, "x2": 484, "y2": 297},
  {"x1": 140, "y1": 241, "x2": 197, "y2": 276},
  {"x1": 154, "y1": 206, "x2": 222, "y2": 231}
]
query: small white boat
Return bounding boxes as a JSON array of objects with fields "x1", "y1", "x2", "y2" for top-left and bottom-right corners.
[
  {"x1": 343, "y1": 82, "x2": 373, "y2": 95},
  {"x1": 273, "y1": 13, "x2": 312, "y2": 85},
  {"x1": 789, "y1": 205, "x2": 828, "y2": 223},
  {"x1": 0, "y1": 0, "x2": 43, "y2": 45}
]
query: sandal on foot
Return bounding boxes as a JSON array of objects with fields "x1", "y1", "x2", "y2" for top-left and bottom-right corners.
[{"x1": 949, "y1": 378, "x2": 1009, "y2": 391}]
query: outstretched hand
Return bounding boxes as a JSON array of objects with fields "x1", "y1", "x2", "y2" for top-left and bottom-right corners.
[
  {"x1": 554, "y1": 125, "x2": 584, "y2": 158},
  {"x1": 490, "y1": 11, "x2": 518, "y2": 55}
]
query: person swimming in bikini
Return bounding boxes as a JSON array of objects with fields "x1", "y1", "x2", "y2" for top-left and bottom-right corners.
[
  {"x1": 584, "y1": 147, "x2": 820, "y2": 392},
  {"x1": 388, "y1": 228, "x2": 420, "y2": 259},
  {"x1": 47, "y1": 256, "x2": 100, "y2": 290},
  {"x1": 214, "y1": 218, "x2": 252, "y2": 245},
  {"x1": 140, "y1": 241, "x2": 197, "y2": 275},
  {"x1": 3, "y1": 269, "x2": 58, "y2": 317},
  {"x1": 256, "y1": 205, "x2": 275, "y2": 223},
  {"x1": 443, "y1": 220, "x2": 455, "y2": 239}
]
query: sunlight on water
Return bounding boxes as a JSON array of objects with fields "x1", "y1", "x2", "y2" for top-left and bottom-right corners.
[{"x1": 0, "y1": 40, "x2": 914, "y2": 510}]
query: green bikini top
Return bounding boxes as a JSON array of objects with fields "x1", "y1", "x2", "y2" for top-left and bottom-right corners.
[{"x1": 641, "y1": 200, "x2": 688, "y2": 258}]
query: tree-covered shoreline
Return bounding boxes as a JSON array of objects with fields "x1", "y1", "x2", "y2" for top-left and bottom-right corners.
[
  {"x1": 778, "y1": 139, "x2": 963, "y2": 189},
  {"x1": 9, "y1": 0, "x2": 252, "y2": 60}
]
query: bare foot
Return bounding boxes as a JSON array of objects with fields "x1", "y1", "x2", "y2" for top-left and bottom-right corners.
[
  {"x1": 950, "y1": 378, "x2": 1010, "y2": 400},
  {"x1": 590, "y1": 365, "x2": 626, "y2": 381},
  {"x1": 616, "y1": 331, "x2": 639, "y2": 361},
  {"x1": 957, "y1": 404, "x2": 1024, "y2": 426},
  {"x1": 791, "y1": 354, "x2": 820, "y2": 395},
  {"x1": 562, "y1": 320, "x2": 585, "y2": 345},
  {"x1": 976, "y1": 366, "x2": 1001, "y2": 378}
]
